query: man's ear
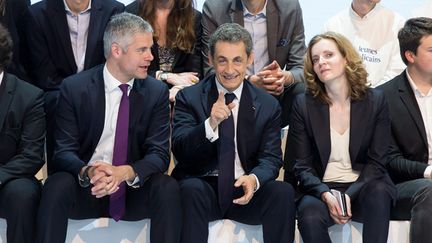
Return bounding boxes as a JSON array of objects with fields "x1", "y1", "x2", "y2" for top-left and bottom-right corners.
[
  {"x1": 247, "y1": 52, "x2": 254, "y2": 65},
  {"x1": 111, "y1": 42, "x2": 122, "y2": 58},
  {"x1": 405, "y1": 50, "x2": 415, "y2": 64}
]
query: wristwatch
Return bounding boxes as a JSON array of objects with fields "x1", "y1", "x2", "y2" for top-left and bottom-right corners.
[{"x1": 78, "y1": 166, "x2": 92, "y2": 188}]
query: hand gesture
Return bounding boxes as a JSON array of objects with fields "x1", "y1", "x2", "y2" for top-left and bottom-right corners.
[
  {"x1": 232, "y1": 175, "x2": 257, "y2": 205},
  {"x1": 209, "y1": 91, "x2": 236, "y2": 130}
]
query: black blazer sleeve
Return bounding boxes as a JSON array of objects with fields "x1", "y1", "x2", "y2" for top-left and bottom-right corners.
[
  {"x1": 345, "y1": 91, "x2": 392, "y2": 199},
  {"x1": 0, "y1": 77, "x2": 45, "y2": 184},
  {"x1": 291, "y1": 95, "x2": 330, "y2": 198}
]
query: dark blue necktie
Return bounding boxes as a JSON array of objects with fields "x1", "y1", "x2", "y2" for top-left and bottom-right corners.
[
  {"x1": 218, "y1": 93, "x2": 236, "y2": 213},
  {"x1": 110, "y1": 84, "x2": 129, "y2": 221}
]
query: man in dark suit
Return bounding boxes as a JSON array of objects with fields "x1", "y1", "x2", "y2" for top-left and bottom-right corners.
[
  {"x1": 36, "y1": 13, "x2": 181, "y2": 243},
  {"x1": 25, "y1": 0, "x2": 124, "y2": 168},
  {"x1": 0, "y1": 23, "x2": 45, "y2": 243},
  {"x1": 378, "y1": 17, "x2": 432, "y2": 243},
  {"x1": 172, "y1": 23, "x2": 295, "y2": 243}
]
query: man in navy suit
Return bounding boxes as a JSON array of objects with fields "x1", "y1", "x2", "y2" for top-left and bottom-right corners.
[
  {"x1": 36, "y1": 13, "x2": 181, "y2": 243},
  {"x1": 172, "y1": 23, "x2": 295, "y2": 243},
  {"x1": 0, "y1": 23, "x2": 45, "y2": 243},
  {"x1": 378, "y1": 17, "x2": 432, "y2": 243},
  {"x1": 25, "y1": 0, "x2": 124, "y2": 168}
]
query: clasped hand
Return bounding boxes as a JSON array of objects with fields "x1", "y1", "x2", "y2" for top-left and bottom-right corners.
[{"x1": 88, "y1": 161, "x2": 130, "y2": 198}]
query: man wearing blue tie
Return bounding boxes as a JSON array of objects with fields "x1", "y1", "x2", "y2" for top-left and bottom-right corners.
[
  {"x1": 171, "y1": 23, "x2": 295, "y2": 243},
  {"x1": 35, "y1": 12, "x2": 181, "y2": 243}
]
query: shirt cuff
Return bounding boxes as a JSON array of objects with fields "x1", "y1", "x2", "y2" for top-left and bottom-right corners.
[
  {"x1": 126, "y1": 175, "x2": 140, "y2": 188},
  {"x1": 205, "y1": 118, "x2": 219, "y2": 142},
  {"x1": 250, "y1": 173, "x2": 260, "y2": 192},
  {"x1": 424, "y1": 166, "x2": 432, "y2": 179}
]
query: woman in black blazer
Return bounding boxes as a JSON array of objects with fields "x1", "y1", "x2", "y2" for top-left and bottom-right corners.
[
  {"x1": 126, "y1": 0, "x2": 203, "y2": 102},
  {"x1": 289, "y1": 32, "x2": 396, "y2": 243}
]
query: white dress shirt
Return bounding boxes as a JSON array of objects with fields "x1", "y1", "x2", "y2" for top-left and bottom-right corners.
[
  {"x1": 204, "y1": 78, "x2": 260, "y2": 190},
  {"x1": 88, "y1": 64, "x2": 139, "y2": 186}
]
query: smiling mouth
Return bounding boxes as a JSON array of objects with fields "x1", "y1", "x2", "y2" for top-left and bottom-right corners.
[{"x1": 223, "y1": 74, "x2": 239, "y2": 80}]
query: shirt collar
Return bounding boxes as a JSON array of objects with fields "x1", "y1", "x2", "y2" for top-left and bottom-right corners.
[
  {"x1": 406, "y1": 69, "x2": 432, "y2": 97},
  {"x1": 103, "y1": 64, "x2": 134, "y2": 94},
  {"x1": 349, "y1": 3, "x2": 381, "y2": 20},
  {"x1": 63, "y1": 0, "x2": 92, "y2": 15},
  {"x1": 242, "y1": 0, "x2": 267, "y2": 18},
  {"x1": 214, "y1": 76, "x2": 244, "y2": 101}
]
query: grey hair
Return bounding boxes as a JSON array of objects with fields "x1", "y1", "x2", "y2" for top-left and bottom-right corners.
[
  {"x1": 208, "y1": 23, "x2": 253, "y2": 58},
  {"x1": 103, "y1": 12, "x2": 153, "y2": 58}
]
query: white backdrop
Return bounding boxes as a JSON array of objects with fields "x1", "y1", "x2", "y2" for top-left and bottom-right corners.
[{"x1": 31, "y1": 0, "x2": 431, "y2": 42}]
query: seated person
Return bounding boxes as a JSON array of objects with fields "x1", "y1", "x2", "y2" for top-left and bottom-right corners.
[
  {"x1": 171, "y1": 23, "x2": 296, "y2": 243},
  {"x1": 290, "y1": 31, "x2": 396, "y2": 243},
  {"x1": 324, "y1": 0, "x2": 405, "y2": 86},
  {"x1": 378, "y1": 17, "x2": 432, "y2": 243},
  {"x1": 126, "y1": 0, "x2": 202, "y2": 101},
  {"x1": 0, "y1": 23, "x2": 46, "y2": 243},
  {"x1": 35, "y1": 13, "x2": 181, "y2": 243}
]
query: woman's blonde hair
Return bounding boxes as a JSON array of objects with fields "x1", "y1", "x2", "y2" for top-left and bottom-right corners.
[{"x1": 304, "y1": 31, "x2": 369, "y2": 104}]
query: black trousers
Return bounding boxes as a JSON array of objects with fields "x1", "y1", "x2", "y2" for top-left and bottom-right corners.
[
  {"x1": 179, "y1": 177, "x2": 296, "y2": 243},
  {"x1": 297, "y1": 180, "x2": 393, "y2": 243},
  {"x1": 36, "y1": 172, "x2": 182, "y2": 243},
  {"x1": 392, "y1": 178, "x2": 432, "y2": 243},
  {"x1": 0, "y1": 177, "x2": 41, "y2": 243}
]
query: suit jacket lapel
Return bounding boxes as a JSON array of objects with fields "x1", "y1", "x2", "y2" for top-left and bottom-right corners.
[
  {"x1": 129, "y1": 79, "x2": 145, "y2": 135},
  {"x1": 266, "y1": 0, "x2": 278, "y2": 61},
  {"x1": 307, "y1": 96, "x2": 331, "y2": 167},
  {"x1": 398, "y1": 74, "x2": 428, "y2": 146},
  {"x1": 51, "y1": 0, "x2": 77, "y2": 72},
  {"x1": 85, "y1": 0, "x2": 103, "y2": 69},
  {"x1": 202, "y1": 76, "x2": 218, "y2": 118},
  {"x1": 231, "y1": 0, "x2": 244, "y2": 26},
  {"x1": 349, "y1": 98, "x2": 369, "y2": 162},
  {"x1": 237, "y1": 82, "x2": 257, "y2": 171},
  {"x1": 0, "y1": 74, "x2": 15, "y2": 130},
  {"x1": 88, "y1": 69, "x2": 105, "y2": 151}
]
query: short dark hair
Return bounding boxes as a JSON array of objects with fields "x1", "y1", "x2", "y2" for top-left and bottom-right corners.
[
  {"x1": 398, "y1": 17, "x2": 432, "y2": 65},
  {"x1": 0, "y1": 23, "x2": 13, "y2": 71},
  {"x1": 208, "y1": 23, "x2": 253, "y2": 58}
]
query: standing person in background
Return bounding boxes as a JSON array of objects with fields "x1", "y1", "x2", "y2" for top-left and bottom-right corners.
[
  {"x1": 25, "y1": 0, "x2": 124, "y2": 169},
  {"x1": 0, "y1": 0, "x2": 31, "y2": 82},
  {"x1": 0, "y1": 23, "x2": 46, "y2": 243},
  {"x1": 378, "y1": 17, "x2": 432, "y2": 243},
  {"x1": 290, "y1": 31, "x2": 395, "y2": 243},
  {"x1": 324, "y1": 0, "x2": 405, "y2": 87},
  {"x1": 126, "y1": 0, "x2": 202, "y2": 102},
  {"x1": 202, "y1": 0, "x2": 306, "y2": 127}
]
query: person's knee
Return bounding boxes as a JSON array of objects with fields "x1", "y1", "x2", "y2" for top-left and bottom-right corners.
[
  {"x1": 150, "y1": 174, "x2": 180, "y2": 203},
  {"x1": 413, "y1": 183, "x2": 432, "y2": 212},
  {"x1": 1, "y1": 178, "x2": 41, "y2": 214},
  {"x1": 297, "y1": 197, "x2": 329, "y2": 227},
  {"x1": 263, "y1": 181, "x2": 295, "y2": 206},
  {"x1": 40, "y1": 172, "x2": 77, "y2": 205}
]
